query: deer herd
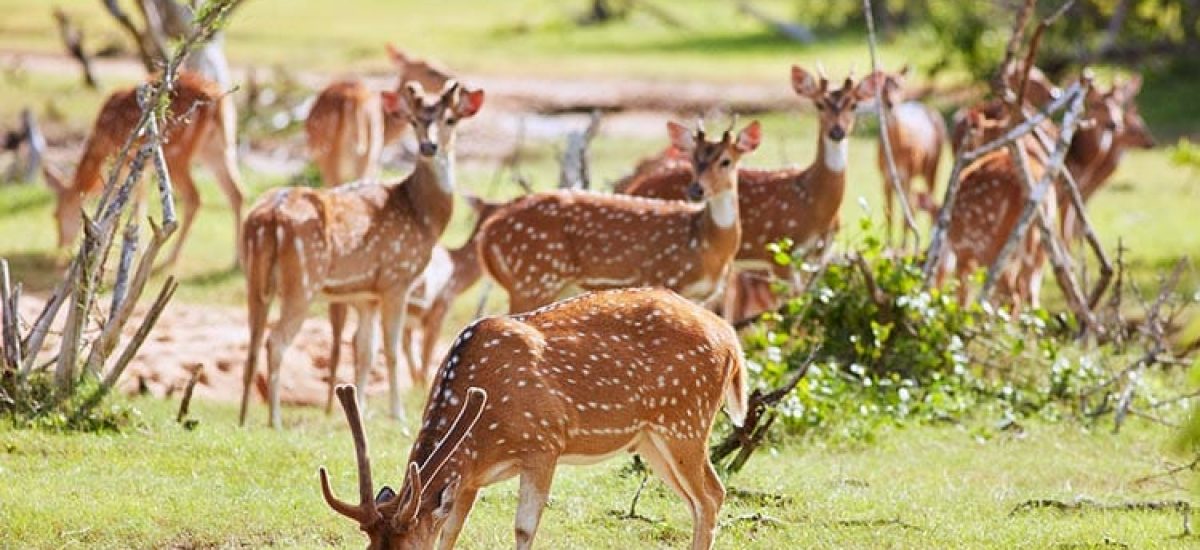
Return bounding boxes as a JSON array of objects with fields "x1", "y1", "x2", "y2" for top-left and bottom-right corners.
[{"x1": 41, "y1": 42, "x2": 1153, "y2": 548}]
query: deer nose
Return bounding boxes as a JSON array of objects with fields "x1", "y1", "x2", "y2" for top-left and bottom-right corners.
[
  {"x1": 686, "y1": 182, "x2": 705, "y2": 202},
  {"x1": 827, "y1": 126, "x2": 846, "y2": 142},
  {"x1": 419, "y1": 142, "x2": 438, "y2": 156}
]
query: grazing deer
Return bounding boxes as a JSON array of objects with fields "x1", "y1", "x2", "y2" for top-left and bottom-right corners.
[
  {"x1": 478, "y1": 120, "x2": 761, "y2": 314},
  {"x1": 305, "y1": 44, "x2": 451, "y2": 186},
  {"x1": 240, "y1": 80, "x2": 484, "y2": 428},
  {"x1": 325, "y1": 196, "x2": 506, "y2": 411},
  {"x1": 319, "y1": 287, "x2": 747, "y2": 550},
  {"x1": 869, "y1": 66, "x2": 947, "y2": 238},
  {"x1": 43, "y1": 71, "x2": 244, "y2": 266}
]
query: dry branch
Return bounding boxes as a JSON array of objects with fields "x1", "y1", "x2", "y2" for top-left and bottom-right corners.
[
  {"x1": 710, "y1": 349, "x2": 817, "y2": 473},
  {"x1": 558, "y1": 111, "x2": 602, "y2": 190},
  {"x1": 176, "y1": 363, "x2": 202, "y2": 423},
  {"x1": 54, "y1": 8, "x2": 97, "y2": 89},
  {"x1": 735, "y1": 0, "x2": 815, "y2": 43},
  {"x1": 922, "y1": 82, "x2": 1083, "y2": 283},
  {"x1": 862, "y1": 0, "x2": 919, "y2": 250}
]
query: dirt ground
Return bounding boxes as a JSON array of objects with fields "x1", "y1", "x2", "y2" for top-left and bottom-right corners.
[{"x1": 10, "y1": 296, "x2": 428, "y2": 408}]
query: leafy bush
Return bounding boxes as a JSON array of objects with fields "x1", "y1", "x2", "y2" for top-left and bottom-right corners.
[
  {"x1": 737, "y1": 224, "x2": 1161, "y2": 442},
  {"x1": 1, "y1": 373, "x2": 141, "y2": 432}
]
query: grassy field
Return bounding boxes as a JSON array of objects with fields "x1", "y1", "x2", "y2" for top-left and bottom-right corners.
[
  {"x1": 1, "y1": 397, "x2": 1194, "y2": 549},
  {"x1": 0, "y1": 0, "x2": 931, "y2": 82},
  {"x1": 2, "y1": 2, "x2": 1200, "y2": 548}
]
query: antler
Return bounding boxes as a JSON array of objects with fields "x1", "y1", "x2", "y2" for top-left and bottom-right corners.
[
  {"x1": 319, "y1": 384, "x2": 382, "y2": 526},
  {"x1": 816, "y1": 61, "x2": 830, "y2": 93},
  {"x1": 695, "y1": 117, "x2": 707, "y2": 143},
  {"x1": 418, "y1": 387, "x2": 488, "y2": 489},
  {"x1": 722, "y1": 114, "x2": 739, "y2": 143}
]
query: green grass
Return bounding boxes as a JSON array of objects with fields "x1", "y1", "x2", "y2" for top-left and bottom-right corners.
[
  {"x1": 0, "y1": 0, "x2": 929, "y2": 82},
  {"x1": 1, "y1": 397, "x2": 1193, "y2": 548}
]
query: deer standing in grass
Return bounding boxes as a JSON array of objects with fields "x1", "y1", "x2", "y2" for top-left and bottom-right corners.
[
  {"x1": 43, "y1": 71, "x2": 244, "y2": 266},
  {"x1": 477, "y1": 120, "x2": 761, "y2": 315},
  {"x1": 240, "y1": 81, "x2": 484, "y2": 428},
  {"x1": 621, "y1": 66, "x2": 881, "y2": 321},
  {"x1": 325, "y1": 196, "x2": 506, "y2": 410},
  {"x1": 305, "y1": 44, "x2": 451, "y2": 186},
  {"x1": 319, "y1": 287, "x2": 747, "y2": 549},
  {"x1": 1067, "y1": 76, "x2": 1154, "y2": 202},
  {"x1": 869, "y1": 66, "x2": 946, "y2": 239}
]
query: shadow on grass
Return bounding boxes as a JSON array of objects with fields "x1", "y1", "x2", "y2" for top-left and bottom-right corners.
[{"x1": 2, "y1": 250, "x2": 63, "y2": 293}]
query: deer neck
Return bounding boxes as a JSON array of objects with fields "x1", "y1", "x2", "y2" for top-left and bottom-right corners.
[
  {"x1": 403, "y1": 153, "x2": 455, "y2": 233},
  {"x1": 699, "y1": 187, "x2": 741, "y2": 253},
  {"x1": 805, "y1": 134, "x2": 848, "y2": 208}
]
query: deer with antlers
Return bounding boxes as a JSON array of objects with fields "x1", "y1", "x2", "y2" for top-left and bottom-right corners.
[
  {"x1": 43, "y1": 70, "x2": 244, "y2": 266},
  {"x1": 319, "y1": 287, "x2": 747, "y2": 549},
  {"x1": 868, "y1": 66, "x2": 947, "y2": 239},
  {"x1": 240, "y1": 80, "x2": 484, "y2": 428},
  {"x1": 325, "y1": 196, "x2": 505, "y2": 410},
  {"x1": 306, "y1": 44, "x2": 451, "y2": 186},
  {"x1": 477, "y1": 119, "x2": 761, "y2": 315}
]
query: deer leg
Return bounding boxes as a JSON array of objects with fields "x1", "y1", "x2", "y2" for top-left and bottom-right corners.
[
  {"x1": 201, "y1": 133, "x2": 245, "y2": 268},
  {"x1": 436, "y1": 486, "x2": 479, "y2": 550},
  {"x1": 325, "y1": 302, "x2": 348, "y2": 415},
  {"x1": 381, "y1": 292, "x2": 411, "y2": 420},
  {"x1": 163, "y1": 162, "x2": 199, "y2": 267},
  {"x1": 239, "y1": 269, "x2": 271, "y2": 427},
  {"x1": 638, "y1": 434, "x2": 723, "y2": 550},
  {"x1": 514, "y1": 463, "x2": 557, "y2": 550},
  {"x1": 419, "y1": 299, "x2": 448, "y2": 381},
  {"x1": 263, "y1": 295, "x2": 308, "y2": 429},
  {"x1": 352, "y1": 302, "x2": 380, "y2": 411}
]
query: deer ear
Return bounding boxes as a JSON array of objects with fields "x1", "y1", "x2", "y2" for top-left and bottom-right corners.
[
  {"x1": 853, "y1": 72, "x2": 886, "y2": 102},
  {"x1": 1122, "y1": 74, "x2": 1143, "y2": 99},
  {"x1": 386, "y1": 43, "x2": 409, "y2": 67},
  {"x1": 375, "y1": 486, "x2": 397, "y2": 505},
  {"x1": 432, "y1": 477, "x2": 461, "y2": 519},
  {"x1": 42, "y1": 163, "x2": 67, "y2": 195},
  {"x1": 666, "y1": 121, "x2": 695, "y2": 153},
  {"x1": 791, "y1": 65, "x2": 820, "y2": 98},
  {"x1": 735, "y1": 120, "x2": 761, "y2": 154},
  {"x1": 455, "y1": 88, "x2": 485, "y2": 119},
  {"x1": 381, "y1": 91, "x2": 408, "y2": 117}
]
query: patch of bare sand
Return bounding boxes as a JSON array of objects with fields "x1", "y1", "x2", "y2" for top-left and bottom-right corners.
[{"x1": 6, "y1": 297, "x2": 434, "y2": 409}]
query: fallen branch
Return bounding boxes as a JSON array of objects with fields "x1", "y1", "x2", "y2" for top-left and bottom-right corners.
[
  {"x1": 175, "y1": 363, "x2": 202, "y2": 423},
  {"x1": 54, "y1": 8, "x2": 97, "y2": 89},
  {"x1": 735, "y1": 0, "x2": 814, "y2": 44},
  {"x1": 1010, "y1": 497, "x2": 1192, "y2": 535}
]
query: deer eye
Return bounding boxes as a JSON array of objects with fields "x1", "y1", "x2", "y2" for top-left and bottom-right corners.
[
  {"x1": 446, "y1": 117, "x2": 458, "y2": 125},
  {"x1": 720, "y1": 158, "x2": 731, "y2": 167}
]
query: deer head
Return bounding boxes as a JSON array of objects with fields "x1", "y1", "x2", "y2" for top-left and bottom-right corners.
[
  {"x1": 666, "y1": 118, "x2": 761, "y2": 202},
  {"x1": 320, "y1": 384, "x2": 487, "y2": 549},
  {"x1": 382, "y1": 81, "x2": 484, "y2": 158},
  {"x1": 792, "y1": 64, "x2": 880, "y2": 144},
  {"x1": 42, "y1": 163, "x2": 83, "y2": 248},
  {"x1": 1110, "y1": 75, "x2": 1154, "y2": 149}
]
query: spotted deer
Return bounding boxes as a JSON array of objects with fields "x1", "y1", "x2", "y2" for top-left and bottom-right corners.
[
  {"x1": 319, "y1": 287, "x2": 747, "y2": 550},
  {"x1": 477, "y1": 120, "x2": 761, "y2": 315},
  {"x1": 240, "y1": 81, "x2": 484, "y2": 428},
  {"x1": 870, "y1": 66, "x2": 947, "y2": 238},
  {"x1": 621, "y1": 66, "x2": 882, "y2": 321},
  {"x1": 43, "y1": 70, "x2": 244, "y2": 266},
  {"x1": 305, "y1": 44, "x2": 451, "y2": 186},
  {"x1": 325, "y1": 196, "x2": 506, "y2": 410},
  {"x1": 1067, "y1": 75, "x2": 1154, "y2": 203}
]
